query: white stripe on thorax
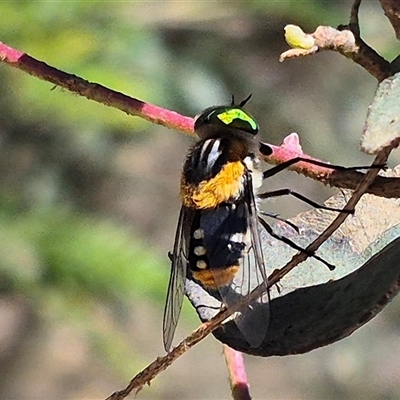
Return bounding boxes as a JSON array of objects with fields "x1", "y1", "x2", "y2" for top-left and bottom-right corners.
[
  {"x1": 199, "y1": 139, "x2": 212, "y2": 161},
  {"x1": 206, "y1": 139, "x2": 222, "y2": 170},
  {"x1": 200, "y1": 139, "x2": 222, "y2": 171}
]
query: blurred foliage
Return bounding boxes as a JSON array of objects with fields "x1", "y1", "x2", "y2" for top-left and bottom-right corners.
[
  {"x1": 0, "y1": 1, "x2": 400, "y2": 400},
  {"x1": 0, "y1": 205, "x2": 164, "y2": 300},
  {"x1": 1, "y1": 2, "x2": 166, "y2": 134}
]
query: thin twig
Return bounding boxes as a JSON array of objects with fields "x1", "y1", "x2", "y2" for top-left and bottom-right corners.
[
  {"x1": 104, "y1": 306, "x2": 240, "y2": 399},
  {"x1": 349, "y1": 0, "x2": 362, "y2": 35},
  {"x1": 340, "y1": 0, "x2": 391, "y2": 82},
  {"x1": 223, "y1": 346, "x2": 251, "y2": 400},
  {"x1": 0, "y1": 41, "x2": 194, "y2": 134}
]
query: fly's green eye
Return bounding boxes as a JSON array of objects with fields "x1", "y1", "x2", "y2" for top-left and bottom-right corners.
[
  {"x1": 194, "y1": 103, "x2": 259, "y2": 137},
  {"x1": 216, "y1": 108, "x2": 258, "y2": 133}
]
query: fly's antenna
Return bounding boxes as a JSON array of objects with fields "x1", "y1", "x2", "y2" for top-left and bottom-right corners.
[
  {"x1": 239, "y1": 93, "x2": 252, "y2": 107},
  {"x1": 230, "y1": 93, "x2": 252, "y2": 107}
]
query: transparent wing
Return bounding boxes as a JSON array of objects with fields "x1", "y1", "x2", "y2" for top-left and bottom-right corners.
[
  {"x1": 216, "y1": 170, "x2": 270, "y2": 348},
  {"x1": 163, "y1": 207, "x2": 190, "y2": 351},
  {"x1": 246, "y1": 170, "x2": 269, "y2": 292}
]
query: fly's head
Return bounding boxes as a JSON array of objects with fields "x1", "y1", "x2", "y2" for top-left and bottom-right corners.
[{"x1": 194, "y1": 100, "x2": 259, "y2": 142}]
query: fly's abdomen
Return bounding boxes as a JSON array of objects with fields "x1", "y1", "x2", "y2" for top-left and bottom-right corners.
[{"x1": 188, "y1": 202, "x2": 249, "y2": 289}]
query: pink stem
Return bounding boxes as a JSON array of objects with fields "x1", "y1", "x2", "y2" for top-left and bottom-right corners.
[
  {"x1": 0, "y1": 41, "x2": 194, "y2": 134},
  {"x1": 223, "y1": 345, "x2": 251, "y2": 400}
]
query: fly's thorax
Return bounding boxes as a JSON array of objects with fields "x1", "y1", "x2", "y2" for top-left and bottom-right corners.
[
  {"x1": 182, "y1": 135, "x2": 257, "y2": 184},
  {"x1": 180, "y1": 136, "x2": 259, "y2": 209}
]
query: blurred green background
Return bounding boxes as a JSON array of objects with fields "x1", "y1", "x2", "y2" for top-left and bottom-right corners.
[{"x1": 0, "y1": 2, "x2": 400, "y2": 399}]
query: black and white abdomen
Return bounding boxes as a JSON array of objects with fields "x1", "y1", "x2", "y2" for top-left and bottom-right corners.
[{"x1": 188, "y1": 200, "x2": 251, "y2": 289}]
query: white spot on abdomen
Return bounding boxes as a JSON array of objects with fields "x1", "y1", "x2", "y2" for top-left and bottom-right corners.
[
  {"x1": 196, "y1": 260, "x2": 207, "y2": 269},
  {"x1": 194, "y1": 246, "x2": 206, "y2": 256},
  {"x1": 193, "y1": 229, "x2": 205, "y2": 239},
  {"x1": 230, "y1": 233, "x2": 243, "y2": 243}
]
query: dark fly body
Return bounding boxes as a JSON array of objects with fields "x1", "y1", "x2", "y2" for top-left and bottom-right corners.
[{"x1": 163, "y1": 98, "x2": 269, "y2": 351}]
